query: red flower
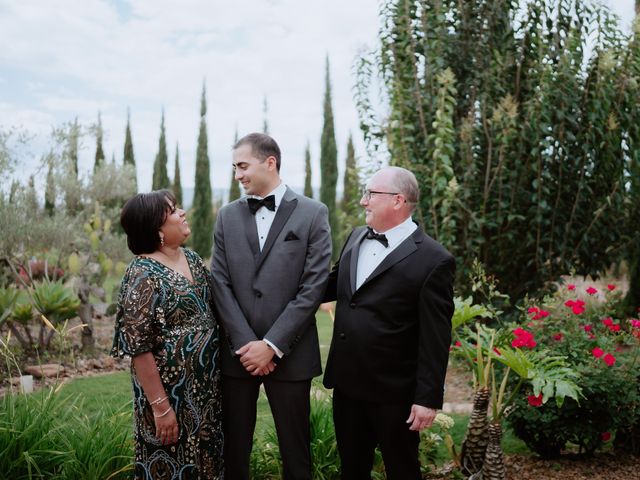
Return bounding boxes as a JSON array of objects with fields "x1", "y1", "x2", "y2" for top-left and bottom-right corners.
[
  {"x1": 567, "y1": 284, "x2": 576, "y2": 291},
  {"x1": 588, "y1": 333, "x2": 596, "y2": 340},
  {"x1": 586, "y1": 286, "x2": 598, "y2": 295},
  {"x1": 527, "y1": 306, "x2": 539, "y2": 314},
  {"x1": 602, "y1": 317, "x2": 613, "y2": 326},
  {"x1": 630, "y1": 319, "x2": 640, "y2": 329},
  {"x1": 553, "y1": 333, "x2": 563, "y2": 341},
  {"x1": 454, "y1": 341, "x2": 461, "y2": 347},
  {"x1": 583, "y1": 324, "x2": 593, "y2": 332},
  {"x1": 601, "y1": 431, "x2": 612, "y2": 442},
  {"x1": 565, "y1": 299, "x2": 585, "y2": 315},
  {"x1": 592, "y1": 347, "x2": 604, "y2": 358},
  {"x1": 527, "y1": 393, "x2": 543, "y2": 407},
  {"x1": 607, "y1": 284, "x2": 616, "y2": 291},
  {"x1": 603, "y1": 353, "x2": 616, "y2": 366},
  {"x1": 539, "y1": 309, "x2": 550, "y2": 318},
  {"x1": 610, "y1": 324, "x2": 621, "y2": 332},
  {"x1": 512, "y1": 328, "x2": 537, "y2": 348}
]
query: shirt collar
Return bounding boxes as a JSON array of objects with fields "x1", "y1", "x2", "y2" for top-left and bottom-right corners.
[
  {"x1": 252, "y1": 182, "x2": 287, "y2": 208},
  {"x1": 375, "y1": 216, "x2": 415, "y2": 248}
]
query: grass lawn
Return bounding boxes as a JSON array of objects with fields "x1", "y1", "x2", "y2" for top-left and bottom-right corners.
[{"x1": 60, "y1": 308, "x2": 528, "y2": 465}]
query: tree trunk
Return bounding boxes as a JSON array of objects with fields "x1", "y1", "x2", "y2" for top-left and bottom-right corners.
[
  {"x1": 478, "y1": 422, "x2": 506, "y2": 480},
  {"x1": 460, "y1": 386, "x2": 490, "y2": 475}
]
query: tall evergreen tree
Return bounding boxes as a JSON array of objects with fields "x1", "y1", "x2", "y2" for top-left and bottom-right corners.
[
  {"x1": 94, "y1": 112, "x2": 105, "y2": 173},
  {"x1": 341, "y1": 133, "x2": 360, "y2": 220},
  {"x1": 263, "y1": 96, "x2": 269, "y2": 134},
  {"x1": 44, "y1": 156, "x2": 55, "y2": 216},
  {"x1": 69, "y1": 117, "x2": 80, "y2": 178},
  {"x1": 26, "y1": 175, "x2": 39, "y2": 214},
  {"x1": 152, "y1": 110, "x2": 170, "y2": 190},
  {"x1": 320, "y1": 56, "x2": 339, "y2": 259},
  {"x1": 228, "y1": 129, "x2": 241, "y2": 202},
  {"x1": 191, "y1": 84, "x2": 214, "y2": 257},
  {"x1": 304, "y1": 142, "x2": 313, "y2": 198},
  {"x1": 64, "y1": 118, "x2": 81, "y2": 214},
  {"x1": 173, "y1": 143, "x2": 183, "y2": 207},
  {"x1": 123, "y1": 108, "x2": 137, "y2": 190}
]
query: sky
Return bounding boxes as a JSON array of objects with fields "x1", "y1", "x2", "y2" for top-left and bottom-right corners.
[{"x1": 0, "y1": 0, "x2": 636, "y2": 201}]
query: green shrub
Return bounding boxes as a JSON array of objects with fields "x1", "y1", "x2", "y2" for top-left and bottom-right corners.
[{"x1": 506, "y1": 283, "x2": 640, "y2": 456}]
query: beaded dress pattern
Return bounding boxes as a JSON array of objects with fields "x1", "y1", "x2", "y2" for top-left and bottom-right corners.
[{"x1": 112, "y1": 248, "x2": 223, "y2": 480}]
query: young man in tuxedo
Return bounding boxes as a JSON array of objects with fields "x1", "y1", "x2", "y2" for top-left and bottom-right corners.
[
  {"x1": 211, "y1": 133, "x2": 332, "y2": 480},
  {"x1": 323, "y1": 166, "x2": 455, "y2": 480}
]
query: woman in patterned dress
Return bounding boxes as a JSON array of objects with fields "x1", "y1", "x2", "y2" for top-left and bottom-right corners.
[{"x1": 112, "y1": 189, "x2": 223, "y2": 479}]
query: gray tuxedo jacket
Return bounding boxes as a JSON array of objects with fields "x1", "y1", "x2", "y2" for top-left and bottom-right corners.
[{"x1": 210, "y1": 187, "x2": 332, "y2": 380}]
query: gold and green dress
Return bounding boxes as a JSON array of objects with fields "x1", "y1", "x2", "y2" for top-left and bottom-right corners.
[{"x1": 112, "y1": 248, "x2": 223, "y2": 480}]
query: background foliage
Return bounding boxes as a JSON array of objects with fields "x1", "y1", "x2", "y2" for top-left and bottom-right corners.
[{"x1": 356, "y1": 0, "x2": 640, "y2": 303}]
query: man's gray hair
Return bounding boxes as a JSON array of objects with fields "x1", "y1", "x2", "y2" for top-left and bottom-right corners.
[{"x1": 387, "y1": 166, "x2": 419, "y2": 212}]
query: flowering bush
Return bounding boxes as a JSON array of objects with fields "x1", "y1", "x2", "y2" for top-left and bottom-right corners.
[{"x1": 506, "y1": 284, "x2": 640, "y2": 457}]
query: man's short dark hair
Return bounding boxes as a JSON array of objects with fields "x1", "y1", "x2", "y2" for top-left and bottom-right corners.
[
  {"x1": 120, "y1": 189, "x2": 176, "y2": 255},
  {"x1": 233, "y1": 132, "x2": 281, "y2": 171}
]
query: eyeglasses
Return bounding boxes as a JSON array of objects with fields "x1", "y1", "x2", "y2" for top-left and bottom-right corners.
[{"x1": 361, "y1": 189, "x2": 400, "y2": 201}]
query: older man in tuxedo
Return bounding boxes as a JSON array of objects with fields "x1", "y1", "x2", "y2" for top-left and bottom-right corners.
[
  {"x1": 323, "y1": 166, "x2": 455, "y2": 480},
  {"x1": 211, "y1": 133, "x2": 332, "y2": 480}
]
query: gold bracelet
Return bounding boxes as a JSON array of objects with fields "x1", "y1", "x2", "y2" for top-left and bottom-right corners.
[
  {"x1": 153, "y1": 406, "x2": 172, "y2": 418},
  {"x1": 150, "y1": 395, "x2": 168, "y2": 406}
]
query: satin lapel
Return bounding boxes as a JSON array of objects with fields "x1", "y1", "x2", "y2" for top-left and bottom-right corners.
[
  {"x1": 255, "y1": 196, "x2": 298, "y2": 271},
  {"x1": 348, "y1": 228, "x2": 368, "y2": 295},
  {"x1": 240, "y1": 199, "x2": 260, "y2": 261},
  {"x1": 359, "y1": 228, "x2": 422, "y2": 289}
]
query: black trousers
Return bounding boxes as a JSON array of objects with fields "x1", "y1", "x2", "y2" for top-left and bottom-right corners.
[
  {"x1": 332, "y1": 388, "x2": 421, "y2": 480},
  {"x1": 222, "y1": 375, "x2": 312, "y2": 480}
]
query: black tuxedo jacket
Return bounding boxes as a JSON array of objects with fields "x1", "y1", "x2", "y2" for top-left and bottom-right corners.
[{"x1": 323, "y1": 224, "x2": 455, "y2": 408}]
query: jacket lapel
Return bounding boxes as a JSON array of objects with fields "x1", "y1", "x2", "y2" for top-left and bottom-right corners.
[
  {"x1": 347, "y1": 228, "x2": 368, "y2": 295},
  {"x1": 240, "y1": 198, "x2": 261, "y2": 260},
  {"x1": 357, "y1": 227, "x2": 423, "y2": 291},
  {"x1": 255, "y1": 189, "x2": 298, "y2": 271}
]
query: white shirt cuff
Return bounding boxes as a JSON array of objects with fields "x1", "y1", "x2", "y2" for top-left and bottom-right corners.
[{"x1": 263, "y1": 338, "x2": 284, "y2": 358}]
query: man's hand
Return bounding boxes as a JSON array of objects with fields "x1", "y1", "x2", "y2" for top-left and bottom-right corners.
[
  {"x1": 256, "y1": 361, "x2": 277, "y2": 376},
  {"x1": 236, "y1": 340, "x2": 275, "y2": 375},
  {"x1": 406, "y1": 404, "x2": 437, "y2": 431}
]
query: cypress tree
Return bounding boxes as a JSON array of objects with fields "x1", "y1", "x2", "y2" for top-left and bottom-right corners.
[
  {"x1": 69, "y1": 117, "x2": 79, "y2": 178},
  {"x1": 152, "y1": 110, "x2": 170, "y2": 190},
  {"x1": 123, "y1": 108, "x2": 137, "y2": 191},
  {"x1": 26, "y1": 175, "x2": 39, "y2": 214},
  {"x1": 173, "y1": 143, "x2": 183, "y2": 207},
  {"x1": 94, "y1": 112, "x2": 105, "y2": 173},
  {"x1": 263, "y1": 96, "x2": 269, "y2": 134},
  {"x1": 190, "y1": 84, "x2": 214, "y2": 257},
  {"x1": 341, "y1": 133, "x2": 360, "y2": 220},
  {"x1": 228, "y1": 129, "x2": 241, "y2": 202},
  {"x1": 44, "y1": 157, "x2": 55, "y2": 216},
  {"x1": 304, "y1": 142, "x2": 313, "y2": 198},
  {"x1": 320, "y1": 56, "x2": 339, "y2": 259}
]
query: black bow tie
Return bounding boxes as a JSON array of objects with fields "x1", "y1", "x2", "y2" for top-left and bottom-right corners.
[
  {"x1": 247, "y1": 195, "x2": 276, "y2": 215},
  {"x1": 366, "y1": 227, "x2": 388, "y2": 248}
]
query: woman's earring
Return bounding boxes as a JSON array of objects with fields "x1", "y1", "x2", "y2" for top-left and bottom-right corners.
[{"x1": 160, "y1": 236, "x2": 165, "y2": 247}]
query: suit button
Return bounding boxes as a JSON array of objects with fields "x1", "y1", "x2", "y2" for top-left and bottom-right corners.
[
  {"x1": 339, "y1": 333, "x2": 346, "y2": 340},
  {"x1": 256, "y1": 291, "x2": 262, "y2": 298},
  {"x1": 349, "y1": 302, "x2": 356, "y2": 309}
]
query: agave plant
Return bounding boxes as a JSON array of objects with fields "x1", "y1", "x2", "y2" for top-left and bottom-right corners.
[
  {"x1": 31, "y1": 280, "x2": 80, "y2": 348},
  {"x1": 0, "y1": 286, "x2": 19, "y2": 329}
]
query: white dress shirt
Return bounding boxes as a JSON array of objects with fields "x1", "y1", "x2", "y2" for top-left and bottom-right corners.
[
  {"x1": 250, "y1": 182, "x2": 288, "y2": 356},
  {"x1": 356, "y1": 216, "x2": 417, "y2": 290},
  {"x1": 252, "y1": 182, "x2": 287, "y2": 251}
]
